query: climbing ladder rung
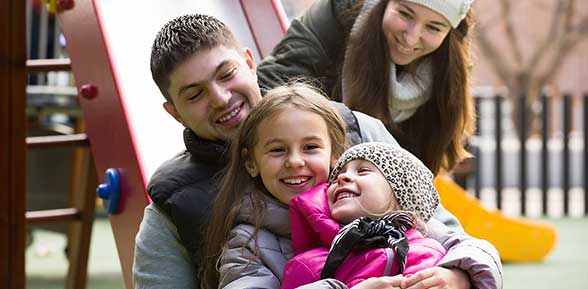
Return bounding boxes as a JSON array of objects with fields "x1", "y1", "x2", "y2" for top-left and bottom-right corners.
[
  {"x1": 26, "y1": 58, "x2": 71, "y2": 72},
  {"x1": 26, "y1": 133, "x2": 89, "y2": 149},
  {"x1": 26, "y1": 208, "x2": 82, "y2": 224}
]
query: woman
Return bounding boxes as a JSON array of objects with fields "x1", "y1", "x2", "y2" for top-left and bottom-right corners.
[{"x1": 257, "y1": 0, "x2": 476, "y2": 175}]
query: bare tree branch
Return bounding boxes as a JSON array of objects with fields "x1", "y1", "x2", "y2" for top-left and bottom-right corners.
[
  {"x1": 499, "y1": 0, "x2": 524, "y2": 67},
  {"x1": 526, "y1": 0, "x2": 568, "y2": 72},
  {"x1": 475, "y1": 25, "x2": 513, "y2": 86},
  {"x1": 534, "y1": 40, "x2": 575, "y2": 91}
]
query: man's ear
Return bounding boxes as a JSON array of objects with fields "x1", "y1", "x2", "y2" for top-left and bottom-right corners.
[
  {"x1": 243, "y1": 47, "x2": 256, "y2": 75},
  {"x1": 163, "y1": 102, "x2": 187, "y2": 127},
  {"x1": 242, "y1": 148, "x2": 259, "y2": 177}
]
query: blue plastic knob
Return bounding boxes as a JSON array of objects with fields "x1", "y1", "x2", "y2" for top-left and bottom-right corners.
[{"x1": 96, "y1": 168, "x2": 121, "y2": 214}]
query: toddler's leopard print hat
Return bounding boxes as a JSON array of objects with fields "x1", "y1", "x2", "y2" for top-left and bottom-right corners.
[{"x1": 329, "y1": 142, "x2": 439, "y2": 222}]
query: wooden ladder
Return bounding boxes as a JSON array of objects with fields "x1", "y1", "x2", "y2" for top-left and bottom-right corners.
[{"x1": 0, "y1": 1, "x2": 98, "y2": 287}]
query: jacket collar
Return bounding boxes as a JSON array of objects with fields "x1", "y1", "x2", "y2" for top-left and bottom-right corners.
[
  {"x1": 236, "y1": 190, "x2": 291, "y2": 238},
  {"x1": 183, "y1": 128, "x2": 230, "y2": 164}
]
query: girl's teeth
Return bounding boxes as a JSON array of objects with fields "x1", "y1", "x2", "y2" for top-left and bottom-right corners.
[
  {"x1": 283, "y1": 177, "x2": 308, "y2": 184},
  {"x1": 337, "y1": 193, "x2": 355, "y2": 200}
]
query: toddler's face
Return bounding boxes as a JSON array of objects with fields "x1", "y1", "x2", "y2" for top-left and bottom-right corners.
[
  {"x1": 328, "y1": 159, "x2": 398, "y2": 224},
  {"x1": 245, "y1": 108, "x2": 332, "y2": 205}
]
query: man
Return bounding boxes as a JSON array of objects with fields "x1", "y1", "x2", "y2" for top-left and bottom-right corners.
[{"x1": 134, "y1": 13, "x2": 502, "y2": 289}]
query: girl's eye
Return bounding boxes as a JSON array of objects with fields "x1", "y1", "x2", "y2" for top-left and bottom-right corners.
[
  {"x1": 358, "y1": 167, "x2": 372, "y2": 173},
  {"x1": 304, "y1": 144, "x2": 320, "y2": 150},
  {"x1": 269, "y1": 147, "x2": 285, "y2": 153}
]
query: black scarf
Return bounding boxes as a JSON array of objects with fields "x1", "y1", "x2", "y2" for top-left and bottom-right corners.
[{"x1": 320, "y1": 212, "x2": 414, "y2": 279}]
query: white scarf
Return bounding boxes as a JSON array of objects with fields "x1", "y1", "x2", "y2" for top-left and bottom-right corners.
[{"x1": 388, "y1": 60, "x2": 432, "y2": 122}]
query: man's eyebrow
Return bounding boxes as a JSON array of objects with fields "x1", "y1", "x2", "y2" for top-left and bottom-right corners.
[
  {"x1": 177, "y1": 59, "x2": 232, "y2": 97},
  {"x1": 400, "y1": 3, "x2": 449, "y2": 28}
]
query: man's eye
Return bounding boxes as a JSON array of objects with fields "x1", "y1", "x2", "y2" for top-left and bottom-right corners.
[
  {"x1": 188, "y1": 91, "x2": 203, "y2": 101},
  {"x1": 221, "y1": 68, "x2": 237, "y2": 80}
]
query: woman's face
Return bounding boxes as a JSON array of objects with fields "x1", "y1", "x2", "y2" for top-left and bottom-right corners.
[{"x1": 382, "y1": 0, "x2": 451, "y2": 65}]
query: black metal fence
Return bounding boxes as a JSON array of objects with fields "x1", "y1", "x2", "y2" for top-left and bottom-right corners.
[{"x1": 462, "y1": 93, "x2": 588, "y2": 217}]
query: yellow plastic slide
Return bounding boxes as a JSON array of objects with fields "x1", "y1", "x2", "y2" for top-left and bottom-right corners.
[{"x1": 434, "y1": 177, "x2": 557, "y2": 262}]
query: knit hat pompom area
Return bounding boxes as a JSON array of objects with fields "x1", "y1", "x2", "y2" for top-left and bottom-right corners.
[
  {"x1": 403, "y1": 0, "x2": 474, "y2": 28},
  {"x1": 329, "y1": 142, "x2": 439, "y2": 222}
]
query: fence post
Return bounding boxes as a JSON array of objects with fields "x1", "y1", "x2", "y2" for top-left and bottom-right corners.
[
  {"x1": 584, "y1": 93, "x2": 588, "y2": 216},
  {"x1": 475, "y1": 97, "x2": 482, "y2": 199},
  {"x1": 541, "y1": 94, "x2": 550, "y2": 216},
  {"x1": 495, "y1": 95, "x2": 503, "y2": 209},
  {"x1": 563, "y1": 94, "x2": 571, "y2": 216},
  {"x1": 519, "y1": 95, "x2": 527, "y2": 215}
]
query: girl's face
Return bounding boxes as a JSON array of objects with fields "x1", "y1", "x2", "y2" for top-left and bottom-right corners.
[
  {"x1": 328, "y1": 159, "x2": 398, "y2": 224},
  {"x1": 382, "y1": 0, "x2": 451, "y2": 66},
  {"x1": 245, "y1": 108, "x2": 333, "y2": 205}
]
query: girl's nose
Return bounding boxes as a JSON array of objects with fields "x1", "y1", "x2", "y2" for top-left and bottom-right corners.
[
  {"x1": 285, "y1": 153, "x2": 305, "y2": 168},
  {"x1": 336, "y1": 171, "x2": 354, "y2": 184}
]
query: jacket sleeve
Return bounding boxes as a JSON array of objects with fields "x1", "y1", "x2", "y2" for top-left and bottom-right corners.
[
  {"x1": 133, "y1": 203, "x2": 196, "y2": 289},
  {"x1": 218, "y1": 225, "x2": 284, "y2": 289},
  {"x1": 427, "y1": 205, "x2": 504, "y2": 289},
  {"x1": 257, "y1": 0, "x2": 352, "y2": 93},
  {"x1": 352, "y1": 111, "x2": 399, "y2": 146}
]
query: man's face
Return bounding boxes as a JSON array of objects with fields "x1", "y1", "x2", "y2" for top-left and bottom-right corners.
[{"x1": 164, "y1": 45, "x2": 262, "y2": 142}]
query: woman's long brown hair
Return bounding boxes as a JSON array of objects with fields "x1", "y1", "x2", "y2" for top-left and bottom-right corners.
[
  {"x1": 341, "y1": 0, "x2": 475, "y2": 175},
  {"x1": 200, "y1": 83, "x2": 348, "y2": 289}
]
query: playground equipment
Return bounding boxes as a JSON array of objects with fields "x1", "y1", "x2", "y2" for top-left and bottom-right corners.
[{"x1": 435, "y1": 177, "x2": 557, "y2": 262}]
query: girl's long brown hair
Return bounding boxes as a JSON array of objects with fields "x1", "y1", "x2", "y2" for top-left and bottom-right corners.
[
  {"x1": 341, "y1": 0, "x2": 475, "y2": 175},
  {"x1": 200, "y1": 83, "x2": 348, "y2": 289}
]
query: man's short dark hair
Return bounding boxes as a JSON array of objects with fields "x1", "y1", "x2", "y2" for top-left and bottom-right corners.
[{"x1": 150, "y1": 14, "x2": 240, "y2": 102}]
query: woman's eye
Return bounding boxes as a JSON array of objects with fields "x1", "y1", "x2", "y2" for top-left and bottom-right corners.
[
  {"x1": 427, "y1": 25, "x2": 442, "y2": 32},
  {"x1": 399, "y1": 10, "x2": 411, "y2": 19}
]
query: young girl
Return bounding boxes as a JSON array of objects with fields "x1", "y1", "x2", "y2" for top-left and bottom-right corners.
[
  {"x1": 201, "y1": 83, "x2": 349, "y2": 289},
  {"x1": 202, "y1": 83, "x2": 501, "y2": 289},
  {"x1": 282, "y1": 142, "x2": 446, "y2": 289}
]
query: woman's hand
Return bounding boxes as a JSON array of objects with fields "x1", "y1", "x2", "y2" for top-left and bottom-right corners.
[
  {"x1": 352, "y1": 276, "x2": 404, "y2": 289},
  {"x1": 399, "y1": 267, "x2": 471, "y2": 289}
]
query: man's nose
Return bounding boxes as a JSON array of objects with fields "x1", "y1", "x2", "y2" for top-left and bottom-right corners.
[{"x1": 209, "y1": 84, "x2": 230, "y2": 108}]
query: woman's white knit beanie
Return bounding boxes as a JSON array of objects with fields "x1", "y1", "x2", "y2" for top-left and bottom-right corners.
[{"x1": 404, "y1": 0, "x2": 474, "y2": 28}]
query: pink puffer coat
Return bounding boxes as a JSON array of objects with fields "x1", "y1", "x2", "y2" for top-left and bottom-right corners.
[{"x1": 282, "y1": 184, "x2": 446, "y2": 289}]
